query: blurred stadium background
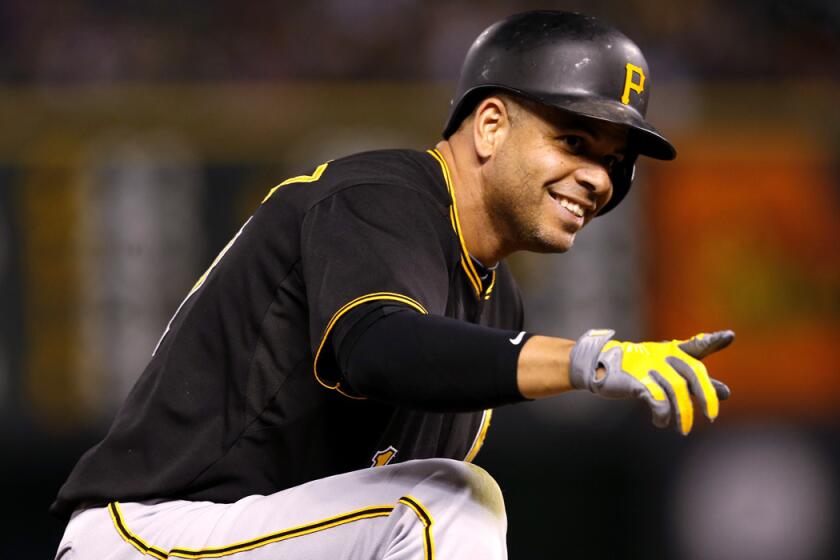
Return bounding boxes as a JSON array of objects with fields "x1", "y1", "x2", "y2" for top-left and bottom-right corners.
[{"x1": 1, "y1": 1, "x2": 838, "y2": 558}]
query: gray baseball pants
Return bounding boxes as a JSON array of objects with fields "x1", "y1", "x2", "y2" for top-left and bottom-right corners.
[{"x1": 55, "y1": 458, "x2": 508, "y2": 559}]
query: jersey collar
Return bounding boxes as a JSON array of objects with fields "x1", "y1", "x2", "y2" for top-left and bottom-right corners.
[{"x1": 427, "y1": 148, "x2": 496, "y2": 301}]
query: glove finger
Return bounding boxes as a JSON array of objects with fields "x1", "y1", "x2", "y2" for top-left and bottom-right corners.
[
  {"x1": 666, "y1": 355, "x2": 719, "y2": 422},
  {"x1": 637, "y1": 386, "x2": 672, "y2": 429},
  {"x1": 712, "y1": 379, "x2": 731, "y2": 401},
  {"x1": 649, "y1": 369, "x2": 693, "y2": 435},
  {"x1": 679, "y1": 330, "x2": 735, "y2": 360}
]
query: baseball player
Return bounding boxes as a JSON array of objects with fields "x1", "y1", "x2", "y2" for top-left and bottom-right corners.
[{"x1": 52, "y1": 11, "x2": 733, "y2": 559}]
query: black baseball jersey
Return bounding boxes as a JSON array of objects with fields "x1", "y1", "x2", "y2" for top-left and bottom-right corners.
[{"x1": 51, "y1": 148, "x2": 524, "y2": 519}]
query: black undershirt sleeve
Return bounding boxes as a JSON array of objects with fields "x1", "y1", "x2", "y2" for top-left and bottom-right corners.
[{"x1": 332, "y1": 304, "x2": 533, "y2": 412}]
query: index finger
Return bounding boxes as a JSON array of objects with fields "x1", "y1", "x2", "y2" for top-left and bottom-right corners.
[
  {"x1": 649, "y1": 366, "x2": 694, "y2": 435},
  {"x1": 666, "y1": 355, "x2": 719, "y2": 421},
  {"x1": 678, "y1": 330, "x2": 735, "y2": 360}
]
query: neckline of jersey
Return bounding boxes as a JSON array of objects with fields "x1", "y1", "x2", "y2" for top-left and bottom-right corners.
[{"x1": 426, "y1": 148, "x2": 496, "y2": 301}]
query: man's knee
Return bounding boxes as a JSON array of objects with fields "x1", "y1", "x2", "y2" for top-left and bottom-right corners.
[
  {"x1": 391, "y1": 459, "x2": 506, "y2": 518},
  {"x1": 388, "y1": 459, "x2": 507, "y2": 557}
]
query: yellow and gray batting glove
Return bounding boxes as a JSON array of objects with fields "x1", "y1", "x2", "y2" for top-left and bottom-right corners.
[{"x1": 569, "y1": 329, "x2": 734, "y2": 435}]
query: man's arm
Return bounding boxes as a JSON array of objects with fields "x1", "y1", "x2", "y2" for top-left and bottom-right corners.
[
  {"x1": 336, "y1": 305, "x2": 732, "y2": 434},
  {"x1": 515, "y1": 335, "x2": 575, "y2": 398},
  {"x1": 335, "y1": 306, "x2": 532, "y2": 411}
]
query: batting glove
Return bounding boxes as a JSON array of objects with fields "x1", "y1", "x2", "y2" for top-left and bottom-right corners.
[{"x1": 569, "y1": 329, "x2": 734, "y2": 435}]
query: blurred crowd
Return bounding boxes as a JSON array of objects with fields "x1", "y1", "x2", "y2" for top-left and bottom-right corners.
[{"x1": 0, "y1": 0, "x2": 838, "y2": 84}]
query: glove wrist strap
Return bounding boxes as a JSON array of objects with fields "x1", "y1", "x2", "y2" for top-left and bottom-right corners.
[{"x1": 569, "y1": 329, "x2": 615, "y2": 391}]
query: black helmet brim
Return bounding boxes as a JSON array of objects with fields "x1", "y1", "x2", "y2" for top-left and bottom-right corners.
[
  {"x1": 538, "y1": 93, "x2": 677, "y2": 161},
  {"x1": 444, "y1": 85, "x2": 676, "y2": 161}
]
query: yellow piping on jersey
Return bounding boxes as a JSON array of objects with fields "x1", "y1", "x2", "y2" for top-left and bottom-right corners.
[
  {"x1": 458, "y1": 253, "x2": 482, "y2": 295},
  {"x1": 262, "y1": 160, "x2": 331, "y2": 203},
  {"x1": 108, "y1": 502, "x2": 169, "y2": 560},
  {"x1": 483, "y1": 272, "x2": 497, "y2": 301},
  {"x1": 108, "y1": 500, "x2": 397, "y2": 558},
  {"x1": 313, "y1": 292, "x2": 428, "y2": 397},
  {"x1": 464, "y1": 409, "x2": 493, "y2": 463},
  {"x1": 431, "y1": 148, "x2": 483, "y2": 294},
  {"x1": 398, "y1": 495, "x2": 436, "y2": 560},
  {"x1": 427, "y1": 149, "x2": 496, "y2": 300}
]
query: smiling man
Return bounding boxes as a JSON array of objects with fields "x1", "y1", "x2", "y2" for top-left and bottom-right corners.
[
  {"x1": 442, "y1": 95, "x2": 627, "y2": 258},
  {"x1": 53, "y1": 11, "x2": 733, "y2": 560}
]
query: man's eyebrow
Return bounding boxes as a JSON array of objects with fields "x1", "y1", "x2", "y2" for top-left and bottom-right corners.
[
  {"x1": 556, "y1": 117, "x2": 628, "y2": 154},
  {"x1": 565, "y1": 118, "x2": 600, "y2": 137}
]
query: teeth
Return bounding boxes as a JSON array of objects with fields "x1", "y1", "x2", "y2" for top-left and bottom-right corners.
[{"x1": 558, "y1": 197, "x2": 584, "y2": 217}]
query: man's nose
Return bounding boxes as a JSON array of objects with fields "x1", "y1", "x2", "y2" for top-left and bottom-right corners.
[{"x1": 572, "y1": 162, "x2": 613, "y2": 203}]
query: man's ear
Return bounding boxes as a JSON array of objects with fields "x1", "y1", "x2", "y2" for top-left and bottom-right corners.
[{"x1": 472, "y1": 96, "x2": 511, "y2": 159}]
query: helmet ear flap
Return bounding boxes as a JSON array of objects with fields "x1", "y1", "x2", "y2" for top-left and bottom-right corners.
[{"x1": 600, "y1": 154, "x2": 637, "y2": 216}]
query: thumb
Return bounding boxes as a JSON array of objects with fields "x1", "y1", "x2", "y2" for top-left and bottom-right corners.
[
  {"x1": 679, "y1": 330, "x2": 735, "y2": 360},
  {"x1": 712, "y1": 379, "x2": 731, "y2": 401}
]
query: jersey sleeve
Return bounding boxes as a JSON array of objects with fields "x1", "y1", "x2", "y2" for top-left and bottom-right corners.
[{"x1": 301, "y1": 183, "x2": 453, "y2": 394}]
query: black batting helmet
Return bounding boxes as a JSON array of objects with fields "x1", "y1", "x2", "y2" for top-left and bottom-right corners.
[{"x1": 443, "y1": 10, "x2": 676, "y2": 215}]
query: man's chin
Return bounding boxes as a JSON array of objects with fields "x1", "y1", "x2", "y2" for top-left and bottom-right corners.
[{"x1": 524, "y1": 233, "x2": 575, "y2": 254}]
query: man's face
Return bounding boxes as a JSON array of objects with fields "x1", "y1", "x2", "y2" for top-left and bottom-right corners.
[{"x1": 481, "y1": 98, "x2": 628, "y2": 253}]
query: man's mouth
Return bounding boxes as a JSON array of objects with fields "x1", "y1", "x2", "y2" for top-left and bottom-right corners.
[
  {"x1": 557, "y1": 197, "x2": 584, "y2": 217},
  {"x1": 549, "y1": 192, "x2": 587, "y2": 219}
]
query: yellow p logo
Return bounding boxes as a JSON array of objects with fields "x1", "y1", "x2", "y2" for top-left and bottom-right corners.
[{"x1": 621, "y1": 63, "x2": 645, "y2": 105}]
